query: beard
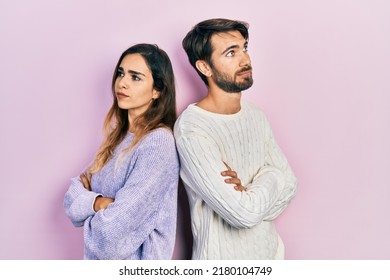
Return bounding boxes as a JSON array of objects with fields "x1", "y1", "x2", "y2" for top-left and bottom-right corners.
[{"x1": 211, "y1": 65, "x2": 253, "y2": 93}]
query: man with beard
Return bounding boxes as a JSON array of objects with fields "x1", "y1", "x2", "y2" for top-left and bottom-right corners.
[{"x1": 174, "y1": 18, "x2": 297, "y2": 260}]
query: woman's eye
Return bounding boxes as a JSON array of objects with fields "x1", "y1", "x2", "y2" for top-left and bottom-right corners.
[
  {"x1": 116, "y1": 70, "x2": 124, "y2": 78},
  {"x1": 132, "y1": 75, "x2": 141, "y2": 81}
]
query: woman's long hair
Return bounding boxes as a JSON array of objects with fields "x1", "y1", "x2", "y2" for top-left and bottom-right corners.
[{"x1": 88, "y1": 44, "x2": 176, "y2": 174}]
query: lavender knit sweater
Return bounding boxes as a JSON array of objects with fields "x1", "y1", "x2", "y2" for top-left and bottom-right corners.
[{"x1": 64, "y1": 128, "x2": 179, "y2": 260}]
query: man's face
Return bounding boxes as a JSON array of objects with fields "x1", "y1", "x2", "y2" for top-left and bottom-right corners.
[{"x1": 209, "y1": 30, "x2": 253, "y2": 93}]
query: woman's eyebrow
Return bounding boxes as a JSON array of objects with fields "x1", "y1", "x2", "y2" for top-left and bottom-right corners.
[
  {"x1": 118, "y1": 66, "x2": 146, "y2": 77},
  {"x1": 128, "y1": 69, "x2": 146, "y2": 77}
]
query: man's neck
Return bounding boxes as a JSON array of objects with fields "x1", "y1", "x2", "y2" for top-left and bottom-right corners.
[{"x1": 196, "y1": 87, "x2": 242, "y2": 114}]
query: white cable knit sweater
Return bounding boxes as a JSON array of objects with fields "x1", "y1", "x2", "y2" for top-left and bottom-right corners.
[{"x1": 174, "y1": 101, "x2": 297, "y2": 259}]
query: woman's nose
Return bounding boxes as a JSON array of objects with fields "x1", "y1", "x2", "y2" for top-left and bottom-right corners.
[{"x1": 118, "y1": 77, "x2": 128, "y2": 89}]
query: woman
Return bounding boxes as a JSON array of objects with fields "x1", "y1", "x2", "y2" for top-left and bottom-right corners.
[{"x1": 64, "y1": 44, "x2": 179, "y2": 260}]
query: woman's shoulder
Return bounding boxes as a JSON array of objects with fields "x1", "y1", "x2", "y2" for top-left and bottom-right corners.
[
  {"x1": 147, "y1": 126, "x2": 174, "y2": 139},
  {"x1": 134, "y1": 128, "x2": 177, "y2": 164},
  {"x1": 139, "y1": 127, "x2": 175, "y2": 147}
]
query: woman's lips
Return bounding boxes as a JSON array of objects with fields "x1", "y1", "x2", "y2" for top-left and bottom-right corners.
[{"x1": 117, "y1": 92, "x2": 129, "y2": 99}]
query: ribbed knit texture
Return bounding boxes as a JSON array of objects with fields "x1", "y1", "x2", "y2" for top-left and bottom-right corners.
[
  {"x1": 64, "y1": 128, "x2": 179, "y2": 260},
  {"x1": 174, "y1": 101, "x2": 297, "y2": 259}
]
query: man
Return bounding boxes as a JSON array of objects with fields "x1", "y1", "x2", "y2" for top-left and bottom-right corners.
[{"x1": 174, "y1": 18, "x2": 297, "y2": 260}]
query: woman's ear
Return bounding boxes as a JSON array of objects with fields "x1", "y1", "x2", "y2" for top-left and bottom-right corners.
[
  {"x1": 152, "y1": 89, "x2": 160, "y2": 100},
  {"x1": 195, "y1": 60, "x2": 212, "y2": 77}
]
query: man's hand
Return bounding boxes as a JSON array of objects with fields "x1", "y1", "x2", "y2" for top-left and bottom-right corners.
[{"x1": 221, "y1": 162, "x2": 247, "y2": 192}]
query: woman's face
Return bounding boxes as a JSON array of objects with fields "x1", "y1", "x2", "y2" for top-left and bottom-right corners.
[{"x1": 114, "y1": 53, "x2": 160, "y2": 117}]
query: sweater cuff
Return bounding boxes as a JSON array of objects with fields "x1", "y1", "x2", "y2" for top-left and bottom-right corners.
[
  {"x1": 91, "y1": 194, "x2": 103, "y2": 213},
  {"x1": 84, "y1": 191, "x2": 102, "y2": 216}
]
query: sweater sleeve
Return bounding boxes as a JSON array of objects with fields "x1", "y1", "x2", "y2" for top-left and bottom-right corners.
[
  {"x1": 258, "y1": 117, "x2": 297, "y2": 221},
  {"x1": 176, "y1": 129, "x2": 288, "y2": 229},
  {"x1": 63, "y1": 176, "x2": 102, "y2": 227},
  {"x1": 83, "y1": 131, "x2": 179, "y2": 259}
]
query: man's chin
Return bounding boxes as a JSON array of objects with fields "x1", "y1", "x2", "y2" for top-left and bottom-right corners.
[{"x1": 238, "y1": 79, "x2": 254, "y2": 91}]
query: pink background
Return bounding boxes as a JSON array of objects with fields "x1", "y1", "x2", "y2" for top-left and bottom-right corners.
[{"x1": 1, "y1": 0, "x2": 389, "y2": 259}]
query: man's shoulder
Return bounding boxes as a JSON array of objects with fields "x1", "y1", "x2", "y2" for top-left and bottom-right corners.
[
  {"x1": 242, "y1": 100, "x2": 264, "y2": 113},
  {"x1": 174, "y1": 104, "x2": 214, "y2": 139},
  {"x1": 175, "y1": 104, "x2": 206, "y2": 128},
  {"x1": 178, "y1": 103, "x2": 204, "y2": 118},
  {"x1": 241, "y1": 100, "x2": 268, "y2": 121}
]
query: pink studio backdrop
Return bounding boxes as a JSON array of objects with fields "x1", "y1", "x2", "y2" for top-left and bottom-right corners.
[{"x1": 0, "y1": 0, "x2": 389, "y2": 259}]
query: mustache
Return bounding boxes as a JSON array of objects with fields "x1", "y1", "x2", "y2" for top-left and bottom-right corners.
[{"x1": 237, "y1": 66, "x2": 252, "y2": 74}]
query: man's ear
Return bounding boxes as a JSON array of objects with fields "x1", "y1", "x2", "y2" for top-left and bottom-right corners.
[{"x1": 195, "y1": 60, "x2": 212, "y2": 77}]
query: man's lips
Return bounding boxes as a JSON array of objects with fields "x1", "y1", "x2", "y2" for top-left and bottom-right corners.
[
  {"x1": 236, "y1": 70, "x2": 252, "y2": 78},
  {"x1": 237, "y1": 70, "x2": 252, "y2": 76},
  {"x1": 236, "y1": 66, "x2": 252, "y2": 76}
]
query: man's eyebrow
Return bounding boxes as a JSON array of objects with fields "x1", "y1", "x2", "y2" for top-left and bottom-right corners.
[
  {"x1": 221, "y1": 44, "x2": 240, "y2": 55},
  {"x1": 221, "y1": 41, "x2": 249, "y2": 55}
]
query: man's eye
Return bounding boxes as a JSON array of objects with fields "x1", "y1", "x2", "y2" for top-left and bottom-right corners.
[
  {"x1": 226, "y1": 51, "x2": 234, "y2": 57},
  {"x1": 243, "y1": 46, "x2": 248, "y2": 52}
]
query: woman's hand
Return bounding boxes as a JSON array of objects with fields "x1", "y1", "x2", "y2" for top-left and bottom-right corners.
[
  {"x1": 93, "y1": 196, "x2": 114, "y2": 212},
  {"x1": 80, "y1": 172, "x2": 92, "y2": 191},
  {"x1": 221, "y1": 162, "x2": 247, "y2": 192},
  {"x1": 80, "y1": 172, "x2": 114, "y2": 211}
]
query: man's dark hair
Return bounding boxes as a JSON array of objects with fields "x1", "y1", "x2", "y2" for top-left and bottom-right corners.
[{"x1": 182, "y1": 18, "x2": 249, "y2": 86}]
